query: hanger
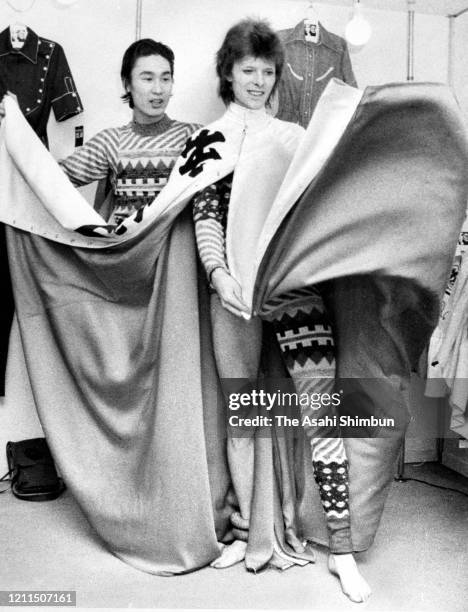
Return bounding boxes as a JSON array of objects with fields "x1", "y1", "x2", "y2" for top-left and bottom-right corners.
[
  {"x1": 6, "y1": 0, "x2": 36, "y2": 50},
  {"x1": 10, "y1": 22, "x2": 28, "y2": 49},
  {"x1": 304, "y1": 2, "x2": 320, "y2": 43}
]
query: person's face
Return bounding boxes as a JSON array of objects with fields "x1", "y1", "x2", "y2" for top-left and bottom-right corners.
[
  {"x1": 229, "y1": 56, "x2": 276, "y2": 110},
  {"x1": 126, "y1": 54, "x2": 173, "y2": 123}
]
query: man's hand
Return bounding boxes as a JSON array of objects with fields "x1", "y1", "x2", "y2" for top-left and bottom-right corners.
[{"x1": 211, "y1": 268, "x2": 251, "y2": 319}]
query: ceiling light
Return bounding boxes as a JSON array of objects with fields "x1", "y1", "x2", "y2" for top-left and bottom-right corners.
[{"x1": 345, "y1": 0, "x2": 372, "y2": 49}]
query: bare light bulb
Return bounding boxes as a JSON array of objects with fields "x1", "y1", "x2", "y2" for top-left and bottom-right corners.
[{"x1": 345, "y1": 1, "x2": 372, "y2": 49}]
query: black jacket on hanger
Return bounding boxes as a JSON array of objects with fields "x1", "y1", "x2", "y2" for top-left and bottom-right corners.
[
  {"x1": 0, "y1": 26, "x2": 83, "y2": 396},
  {"x1": 0, "y1": 26, "x2": 83, "y2": 147}
]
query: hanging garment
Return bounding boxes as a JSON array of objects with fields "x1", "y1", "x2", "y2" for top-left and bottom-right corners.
[
  {"x1": 276, "y1": 21, "x2": 356, "y2": 128},
  {"x1": 0, "y1": 78, "x2": 466, "y2": 572},
  {"x1": 0, "y1": 26, "x2": 83, "y2": 147},
  {"x1": 0, "y1": 26, "x2": 83, "y2": 395},
  {"x1": 426, "y1": 247, "x2": 468, "y2": 439},
  {"x1": 426, "y1": 211, "x2": 468, "y2": 406}
]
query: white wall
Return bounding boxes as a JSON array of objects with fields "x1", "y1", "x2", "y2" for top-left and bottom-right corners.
[{"x1": 0, "y1": 0, "x2": 458, "y2": 472}]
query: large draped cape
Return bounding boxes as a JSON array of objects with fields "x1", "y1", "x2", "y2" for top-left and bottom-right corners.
[
  {"x1": 250, "y1": 81, "x2": 467, "y2": 561},
  {"x1": 0, "y1": 97, "x2": 235, "y2": 575},
  {"x1": 1, "y1": 79, "x2": 467, "y2": 572}
]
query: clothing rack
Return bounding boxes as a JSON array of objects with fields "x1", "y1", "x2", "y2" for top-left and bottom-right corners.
[{"x1": 135, "y1": 0, "x2": 143, "y2": 40}]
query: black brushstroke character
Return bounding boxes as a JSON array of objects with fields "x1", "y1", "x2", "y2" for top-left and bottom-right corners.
[{"x1": 179, "y1": 129, "x2": 226, "y2": 178}]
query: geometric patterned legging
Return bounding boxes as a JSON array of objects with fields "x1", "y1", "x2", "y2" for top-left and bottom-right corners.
[
  {"x1": 211, "y1": 285, "x2": 354, "y2": 554},
  {"x1": 267, "y1": 287, "x2": 353, "y2": 553}
]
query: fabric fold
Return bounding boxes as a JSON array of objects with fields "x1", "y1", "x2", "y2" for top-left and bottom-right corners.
[{"x1": 251, "y1": 82, "x2": 468, "y2": 551}]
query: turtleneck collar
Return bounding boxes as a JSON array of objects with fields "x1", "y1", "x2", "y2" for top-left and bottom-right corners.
[
  {"x1": 226, "y1": 102, "x2": 271, "y2": 131},
  {"x1": 130, "y1": 114, "x2": 173, "y2": 136}
]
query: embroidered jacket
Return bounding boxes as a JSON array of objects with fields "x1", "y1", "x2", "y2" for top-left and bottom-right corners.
[{"x1": 276, "y1": 21, "x2": 356, "y2": 127}]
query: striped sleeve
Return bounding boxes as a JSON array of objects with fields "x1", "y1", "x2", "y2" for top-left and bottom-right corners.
[
  {"x1": 60, "y1": 128, "x2": 119, "y2": 187},
  {"x1": 193, "y1": 175, "x2": 232, "y2": 279},
  {"x1": 195, "y1": 218, "x2": 226, "y2": 279}
]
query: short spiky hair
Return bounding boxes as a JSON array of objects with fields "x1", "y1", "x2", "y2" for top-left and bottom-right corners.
[
  {"x1": 121, "y1": 38, "x2": 175, "y2": 108},
  {"x1": 216, "y1": 18, "x2": 284, "y2": 106}
]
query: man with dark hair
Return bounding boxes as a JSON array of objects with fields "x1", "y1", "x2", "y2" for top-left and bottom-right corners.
[
  {"x1": 60, "y1": 38, "x2": 198, "y2": 223},
  {"x1": 120, "y1": 38, "x2": 175, "y2": 107}
]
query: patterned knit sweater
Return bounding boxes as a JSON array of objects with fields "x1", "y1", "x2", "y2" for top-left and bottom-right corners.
[{"x1": 61, "y1": 115, "x2": 199, "y2": 224}]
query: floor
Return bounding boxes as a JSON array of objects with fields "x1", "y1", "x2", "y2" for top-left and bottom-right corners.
[{"x1": 0, "y1": 462, "x2": 467, "y2": 611}]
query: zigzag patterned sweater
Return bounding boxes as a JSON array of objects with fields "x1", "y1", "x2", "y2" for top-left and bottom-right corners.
[{"x1": 61, "y1": 115, "x2": 199, "y2": 224}]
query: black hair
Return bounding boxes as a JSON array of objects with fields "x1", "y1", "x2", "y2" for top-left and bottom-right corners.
[
  {"x1": 216, "y1": 18, "x2": 284, "y2": 106},
  {"x1": 121, "y1": 38, "x2": 175, "y2": 108}
]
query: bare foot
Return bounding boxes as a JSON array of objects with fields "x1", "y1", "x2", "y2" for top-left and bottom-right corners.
[
  {"x1": 210, "y1": 540, "x2": 247, "y2": 568},
  {"x1": 328, "y1": 553, "x2": 371, "y2": 603}
]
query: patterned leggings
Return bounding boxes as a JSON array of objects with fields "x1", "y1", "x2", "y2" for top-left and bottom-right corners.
[
  {"x1": 211, "y1": 289, "x2": 352, "y2": 554},
  {"x1": 267, "y1": 287, "x2": 353, "y2": 554}
]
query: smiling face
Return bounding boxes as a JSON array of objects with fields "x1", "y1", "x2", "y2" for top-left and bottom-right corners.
[
  {"x1": 126, "y1": 54, "x2": 173, "y2": 124},
  {"x1": 229, "y1": 56, "x2": 276, "y2": 110}
]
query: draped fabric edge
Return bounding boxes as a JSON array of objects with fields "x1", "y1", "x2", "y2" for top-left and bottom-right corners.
[{"x1": 5, "y1": 209, "x2": 235, "y2": 576}]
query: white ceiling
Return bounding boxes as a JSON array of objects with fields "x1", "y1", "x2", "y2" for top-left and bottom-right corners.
[{"x1": 316, "y1": 1, "x2": 468, "y2": 16}]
